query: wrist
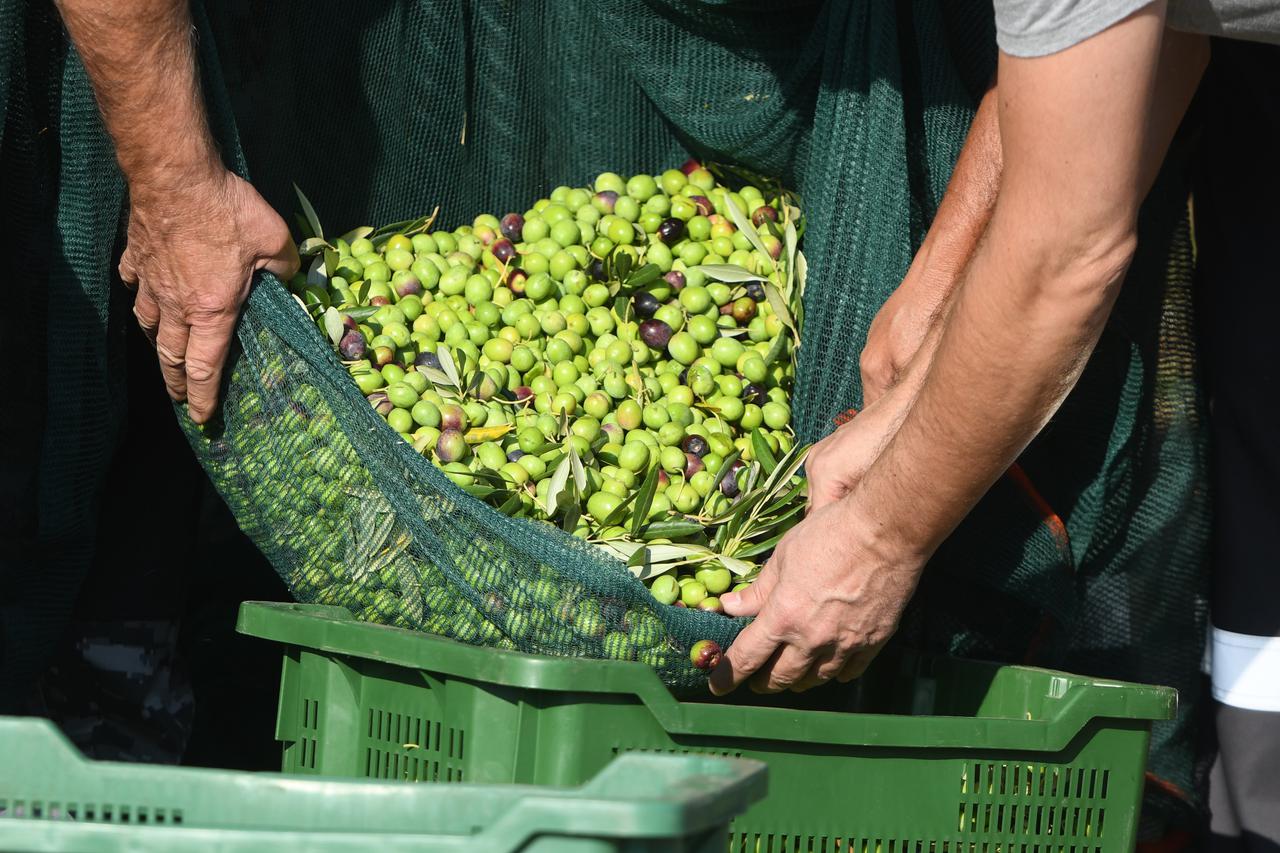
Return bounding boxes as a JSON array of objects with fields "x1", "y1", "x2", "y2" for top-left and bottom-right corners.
[{"x1": 125, "y1": 148, "x2": 225, "y2": 203}]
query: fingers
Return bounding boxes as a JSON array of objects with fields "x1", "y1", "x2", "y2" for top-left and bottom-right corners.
[
  {"x1": 184, "y1": 308, "x2": 238, "y2": 424},
  {"x1": 720, "y1": 576, "x2": 765, "y2": 617},
  {"x1": 788, "y1": 648, "x2": 842, "y2": 693},
  {"x1": 708, "y1": 617, "x2": 779, "y2": 697},
  {"x1": 749, "y1": 643, "x2": 817, "y2": 694},
  {"x1": 835, "y1": 641, "x2": 887, "y2": 683},
  {"x1": 119, "y1": 248, "x2": 139, "y2": 290},
  {"x1": 154, "y1": 312, "x2": 191, "y2": 403},
  {"x1": 133, "y1": 286, "x2": 160, "y2": 344}
]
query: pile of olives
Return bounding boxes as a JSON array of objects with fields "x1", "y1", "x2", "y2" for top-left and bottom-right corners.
[{"x1": 292, "y1": 162, "x2": 807, "y2": 614}]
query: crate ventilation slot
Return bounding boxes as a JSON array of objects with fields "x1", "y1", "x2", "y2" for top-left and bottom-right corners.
[
  {"x1": 731, "y1": 837, "x2": 1107, "y2": 853},
  {"x1": 0, "y1": 800, "x2": 183, "y2": 825},
  {"x1": 364, "y1": 708, "x2": 465, "y2": 782},
  {"x1": 959, "y1": 763, "x2": 1111, "y2": 840}
]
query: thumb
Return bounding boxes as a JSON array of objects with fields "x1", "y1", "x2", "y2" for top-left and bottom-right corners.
[
  {"x1": 260, "y1": 238, "x2": 301, "y2": 281},
  {"x1": 721, "y1": 564, "x2": 775, "y2": 617}
]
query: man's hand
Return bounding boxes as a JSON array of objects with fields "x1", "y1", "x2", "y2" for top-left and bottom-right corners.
[
  {"x1": 122, "y1": 170, "x2": 297, "y2": 422},
  {"x1": 56, "y1": 0, "x2": 298, "y2": 423},
  {"x1": 709, "y1": 498, "x2": 925, "y2": 695}
]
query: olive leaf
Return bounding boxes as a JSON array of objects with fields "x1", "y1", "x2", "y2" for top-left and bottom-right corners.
[
  {"x1": 692, "y1": 263, "x2": 761, "y2": 284},
  {"x1": 750, "y1": 428, "x2": 779, "y2": 475},
  {"x1": 568, "y1": 446, "x2": 587, "y2": 494},
  {"x1": 763, "y1": 282, "x2": 799, "y2": 343},
  {"x1": 289, "y1": 293, "x2": 311, "y2": 317},
  {"x1": 435, "y1": 346, "x2": 462, "y2": 390},
  {"x1": 544, "y1": 453, "x2": 573, "y2": 517},
  {"x1": 719, "y1": 555, "x2": 756, "y2": 576},
  {"x1": 629, "y1": 465, "x2": 661, "y2": 536},
  {"x1": 614, "y1": 251, "x2": 633, "y2": 283},
  {"x1": 299, "y1": 237, "x2": 331, "y2": 256},
  {"x1": 625, "y1": 263, "x2": 662, "y2": 289},
  {"x1": 784, "y1": 217, "x2": 798, "y2": 294},
  {"x1": 324, "y1": 248, "x2": 340, "y2": 278},
  {"x1": 731, "y1": 528, "x2": 788, "y2": 560},
  {"x1": 638, "y1": 519, "x2": 706, "y2": 540},
  {"x1": 339, "y1": 225, "x2": 375, "y2": 243},
  {"x1": 293, "y1": 184, "x2": 324, "y2": 241},
  {"x1": 463, "y1": 423, "x2": 514, "y2": 444},
  {"x1": 495, "y1": 491, "x2": 523, "y2": 516},
  {"x1": 322, "y1": 307, "x2": 345, "y2": 347},
  {"x1": 724, "y1": 194, "x2": 773, "y2": 261},
  {"x1": 306, "y1": 254, "x2": 328, "y2": 288},
  {"x1": 762, "y1": 330, "x2": 789, "y2": 367},
  {"x1": 560, "y1": 501, "x2": 581, "y2": 533}
]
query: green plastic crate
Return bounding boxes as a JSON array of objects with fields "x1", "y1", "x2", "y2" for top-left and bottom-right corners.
[
  {"x1": 239, "y1": 602, "x2": 1178, "y2": 853},
  {"x1": 0, "y1": 717, "x2": 765, "y2": 852}
]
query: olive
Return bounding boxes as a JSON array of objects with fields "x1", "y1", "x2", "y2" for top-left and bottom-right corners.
[
  {"x1": 689, "y1": 639, "x2": 723, "y2": 670},
  {"x1": 369, "y1": 295, "x2": 390, "y2": 306},
  {"x1": 663, "y1": 270, "x2": 686, "y2": 291},
  {"x1": 632, "y1": 291, "x2": 660, "y2": 320},
  {"x1": 638, "y1": 318, "x2": 673, "y2": 349},
  {"x1": 367, "y1": 391, "x2": 393, "y2": 417},
  {"x1": 500, "y1": 213, "x2": 524, "y2": 242},
  {"x1": 435, "y1": 429, "x2": 469, "y2": 463},
  {"x1": 732, "y1": 297, "x2": 757, "y2": 323},
  {"x1": 751, "y1": 205, "x2": 778, "y2": 227},
  {"x1": 338, "y1": 330, "x2": 366, "y2": 361},
  {"x1": 720, "y1": 460, "x2": 746, "y2": 497},
  {"x1": 592, "y1": 190, "x2": 618, "y2": 214},
  {"x1": 684, "y1": 452, "x2": 704, "y2": 477},
  {"x1": 743, "y1": 382, "x2": 768, "y2": 406},
  {"x1": 414, "y1": 351, "x2": 442, "y2": 371},
  {"x1": 439, "y1": 403, "x2": 467, "y2": 432},
  {"x1": 697, "y1": 597, "x2": 723, "y2": 614},
  {"x1": 656, "y1": 218, "x2": 685, "y2": 244},
  {"x1": 587, "y1": 258, "x2": 607, "y2": 281},
  {"x1": 745, "y1": 281, "x2": 766, "y2": 302},
  {"x1": 689, "y1": 195, "x2": 714, "y2": 217},
  {"x1": 490, "y1": 238, "x2": 516, "y2": 264},
  {"x1": 680, "y1": 580, "x2": 708, "y2": 608},
  {"x1": 681, "y1": 434, "x2": 710, "y2": 457},
  {"x1": 650, "y1": 575, "x2": 679, "y2": 605}
]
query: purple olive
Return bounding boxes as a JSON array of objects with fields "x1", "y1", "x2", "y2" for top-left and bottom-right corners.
[
  {"x1": 745, "y1": 282, "x2": 766, "y2": 302},
  {"x1": 439, "y1": 404, "x2": 466, "y2": 432},
  {"x1": 395, "y1": 275, "x2": 423, "y2": 297},
  {"x1": 507, "y1": 448, "x2": 525, "y2": 462},
  {"x1": 680, "y1": 158, "x2": 701, "y2": 176},
  {"x1": 743, "y1": 383, "x2": 767, "y2": 406},
  {"x1": 719, "y1": 303, "x2": 735, "y2": 316},
  {"x1": 690, "y1": 639, "x2": 722, "y2": 670},
  {"x1": 656, "y1": 218, "x2": 685, "y2": 245},
  {"x1": 681, "y1": 435, "x2": 709, "y2": 457},
  {"x1": 633, "y1": 292, "x2": 661, "y2": 320},
  {"x1": 435, "y1": 429, "x2": 468, "y2": 463},
  {"x1": 751, "y1": 205, "x2": 778, "y2": 227},
  {"x1": 491, "y1": 238, "x2": 516, "y2": 264},
  {"x1": 639, "y1": 318, "x2": 673, "y2": 349},
  {"x1": 339, "y1": 330, "x2": 366, "y2": 360},
  {"x1": 500, "y1": 213, "x2": 525, "y2": 242},
  {"x1": 369, "y1": 295, "x2": 390, "y2": 307},
  {"x1": 657, "y1": 470, "x2": 670, "y2": 489},
  {"x1": 341, "y1": 313, "x2": 359, "y2": 331},
  {"x1": 367, "y1": 392, "x2": 393, "y2": 417},
  {"x1": 663, "y1": 270, "x2": 686, "y2": 291},
  {"x1": 507, "y1": 268, "x2": 528, "y2": 294},
  {"x1": 514, "y1": 385, "x2": 534, "y2": 403},
  {"x1": 720, "y1": 461, "x2": 745, "y2": 498},
  {"x1": 594, "y1": 190, "x2": 618, "y2": 213},
  {"x1": 414, "y1": 351, "x2": 442, "y2": 371},
  {"x1": 677, "y1": 368, "x2": 689, "y2": 386},
  {"x1": 684, "y1": 452, "x2": 704, "y2": 477},
  {"x1": 690, "y1": 195, "x2": 714, "y2": 217},
  {"x1": 587, "y1": 258, "x2": 607, "y2": 282}
]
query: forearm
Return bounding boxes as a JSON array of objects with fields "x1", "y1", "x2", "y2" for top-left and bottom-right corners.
[
  {"x1": 911, "y1": 81, "x2": 1003, "y2": 291},
  {"x1": 55, "y1": 0, "x2": 221, "y2": 194}
]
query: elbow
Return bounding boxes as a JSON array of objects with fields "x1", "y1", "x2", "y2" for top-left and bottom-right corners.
[{"x1": 1019, "y1": 221, "x2": 1137, "y2": 310}]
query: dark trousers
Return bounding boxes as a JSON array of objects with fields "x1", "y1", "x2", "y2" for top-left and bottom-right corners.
[{"x1": 1194, "y1": 38, "x2": 1280, "y2": 853}]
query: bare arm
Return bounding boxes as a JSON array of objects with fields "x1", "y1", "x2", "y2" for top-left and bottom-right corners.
[
  {"x1": 713, "y1": 5, "x2": 1206, "y2": 695},
  {"x1": 57, "y1": 0, "x2": 297, "y2": 423}
]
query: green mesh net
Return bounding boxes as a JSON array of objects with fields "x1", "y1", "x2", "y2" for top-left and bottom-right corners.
[{"x1": 3, "y1": 0, "x2": 1208, "y2": 825}]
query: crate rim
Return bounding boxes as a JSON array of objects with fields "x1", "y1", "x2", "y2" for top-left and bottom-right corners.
[{"x1": 237, "y1": 601, "x2": 1177, "y2": 753}]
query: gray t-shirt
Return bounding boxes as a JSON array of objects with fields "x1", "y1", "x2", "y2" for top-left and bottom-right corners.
[{"x1": 994, "y1": 0, "x2": 1280, "y2": 56}]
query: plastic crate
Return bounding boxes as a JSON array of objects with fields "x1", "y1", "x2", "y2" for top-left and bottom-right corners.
[
  {"x1": 0, "y1": 716, "x2": 765, "y2": 852},
  {"x1": 239, "y1": 602, "x2": 1177, "y2": 853}
]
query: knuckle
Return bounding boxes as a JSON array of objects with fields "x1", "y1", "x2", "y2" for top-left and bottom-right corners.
[{"x1": 185, "y1": 359, "x2": 218, "y2": 384}]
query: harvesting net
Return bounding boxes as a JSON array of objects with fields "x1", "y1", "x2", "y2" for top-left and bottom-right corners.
[{"x1": 3, "y1": 0, "x2": 1207, "y2": 824}]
